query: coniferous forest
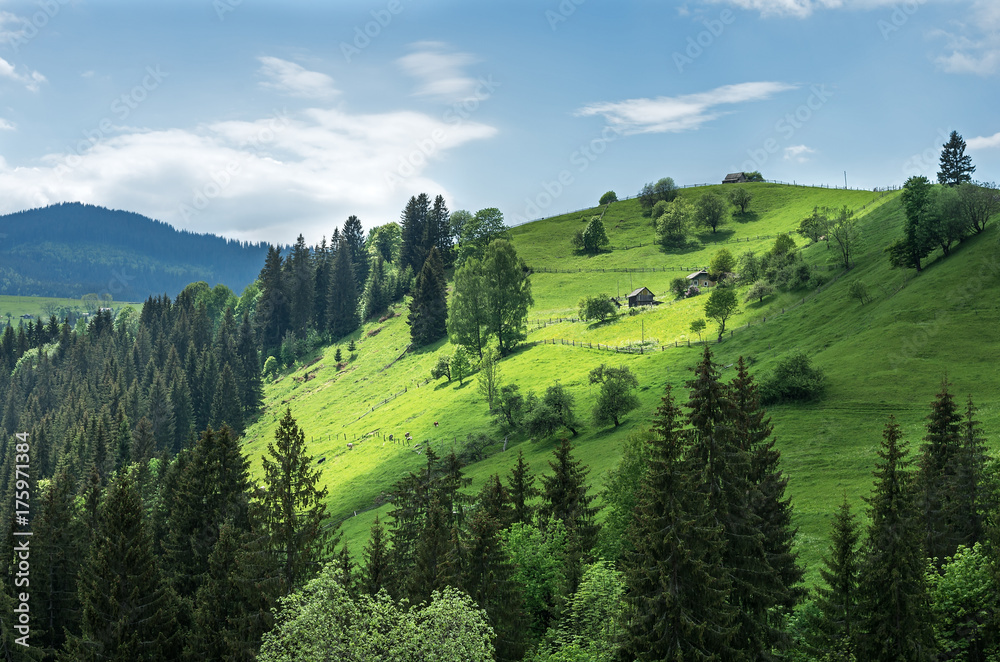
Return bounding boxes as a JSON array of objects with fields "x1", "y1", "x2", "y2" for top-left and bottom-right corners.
[{"x1": 0, "y1": 186, "x2": 998, "y2": 662}]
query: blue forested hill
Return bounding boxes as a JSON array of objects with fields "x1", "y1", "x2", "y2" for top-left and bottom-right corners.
[{"x1": 0, "y1": 202, "x2": 269, "y2": 299}]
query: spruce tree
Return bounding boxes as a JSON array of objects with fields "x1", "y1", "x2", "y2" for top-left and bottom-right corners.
[
  {"x1": 429, "y1": 194, "x2": 455, "y2": 267},
  {"x1": 539, "y1": 438, "x2": 599, "y2": 594},
  {"x1": 311, "y1": 237, "x2": 332, "y2": 332},
  {"x1": 954, "y1": 396, "x2": 993, "y2": 550},
  {"x1": 937, "y1": 130, "x2": 976, "y2": 186},
  {"x1": 62, "y1": 470, "x2": 180, "y2": 661},
  {"x1": 343, "y1": 214, "x2": 369, "y2": 292},
  {"x1": 255, "y1": 245, "x2": 290, "y2": 355},
  {"x1": 145, "y1": 370, "x2": 175, "y2": 455},
  {"x1": 806, "y1": 495, "x2": 861, "y2": 659},
  {"x1": 361, "y1": 515, "x2": 391, "y2": 597},
  {"x1": 237, "y1": 310, "x2": 264, "y2": 417},
  {"x1": 858, "y1": 417, "x2": 936, "y2": 662},
  {"x1": 507, "y1": 449, "x2": 538, "y2": 526},
  {"x1": 211, "y1": 362, "x2": 244, "y2": 434},
  {"x1": 400, "y1": 193, "x2": 431, "y2": 275},
  {"x1": 327, "y1": 237, "x2": 359, "y2": 340},
  {"x1": 131, "y1": 416, "x2": 156, "y2": 466},
  {"x1": 284, "y1": 234, "x2": 315, "y2": 333},
  {"x1": 623, "y1": 385, "x2": 735, "y2": 661},
  {"x1": 916, "y1": 378, "x2": 963, "y2": 563},
  {"x1": 258, "y1": 408, "x2": 331, "y2": 593},
  {"x1": 408, "y1": 246, "x2": 448, "y2": 346}
]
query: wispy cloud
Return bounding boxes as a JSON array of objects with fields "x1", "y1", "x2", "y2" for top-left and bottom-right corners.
[
  {"x1": 575, "y1": 81, "x2": 797, "y2": 135},
  {"x1": 0, "y1": 118, "x2": 14, "y2": 131},
  {"x1": 704, "y1": 0, "x2": 914, "y2": 18},
  {"x1": 784, "y1": 144, "x2": 816, "y2": 162},
  {"x1": 933, "y1": 1, "x2": 1000, "y2": 76},
  {"x1": 967, "y1": 131, "x2": 1000, "y2": 150},
  {"x1": 257, "y1": 56, "x2": 338, "y2": 99},
  {"x1": 397, "y1": 42, "x2": 480, "y2": 102},
  {"x1": 0, "y1": 56, "x2": 46, "y2": 92}
]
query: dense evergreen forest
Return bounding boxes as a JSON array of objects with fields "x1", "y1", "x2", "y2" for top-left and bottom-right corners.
[
  {"x1": 0, "y1": 186, "x2": 998, "y2": 661},
  {"x1": 0, "y1": 203, "x2": 269, "y2": 299}
]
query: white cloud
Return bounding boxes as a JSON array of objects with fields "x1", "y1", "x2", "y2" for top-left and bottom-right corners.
[
  {"x1": 967, "y1": 131, "x2": 1000, "y2": 149},
  {"x1": 0, "y1": 105, "x2": 496, "y2": 243},
  {"x1": 0, "y1": 56, "x2": 46, "y2": 92},
  {"x1": 397, "y1": 42, "x2": 481, "y2": 102},
  {"x1": 257, "y1": 56, "x2": 338, "y2": 99},
  {"x1": 784, "y1": 144, "x2": 816, "y2": 162},
  {"x1": 933, "y1": 1, "x2": 1000, "y2": 76},
  {"x1": 0, "y1": 118, "x2": 14, "y2": 131},
  {"x1": 575, "y1": 81, "x2": 797, "y2": 135},
  {"x1": 704, "y1": 0, "x2": 917, "y2": 18}
]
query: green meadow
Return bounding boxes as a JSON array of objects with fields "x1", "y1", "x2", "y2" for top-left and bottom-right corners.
[{"x1": 241, "y1": 182, "x2": 1000, "y2": 582}]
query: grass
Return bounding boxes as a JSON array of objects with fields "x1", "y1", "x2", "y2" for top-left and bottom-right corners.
[
  {"x1": 240, "y1": 182, "x2": 999, "y2": 585},
  {"x1": 0, "y1": 294, "x2": 121, "y2": 323}
]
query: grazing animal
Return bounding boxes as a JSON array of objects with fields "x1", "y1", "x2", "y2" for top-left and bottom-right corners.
[
  {"x1": 317, "y1": 457, "x2": 325, "y2": 464},
  {"x1": 347, "y1": 443, "x2": 354, "y2": 450}
]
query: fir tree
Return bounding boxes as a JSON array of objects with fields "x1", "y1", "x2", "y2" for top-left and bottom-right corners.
[
  {"x1": 237, "y1": 310, "x2": 264, "y2": 418},
  {"x1": 623, "y1": 385, "x2": 735, "y2": 661},
  {"x1": 284, "y1": 234, "x2": 315, "y2": 333},
  {"x1": 806, "y1": 495, "x2": 861, "y2": 659},
  {"x1": 954, "y1": 396, "x2": 993, "y2": 550},
  {"x1": 937, "y1": 130, "x2": 976, "y2": 186},
  {"x1": 507, "y1": 449, "x2": 538, "y2": 526},
  {"x1": 343, "y1": 214, "x2": 369, "y2": 292},
  {"x1": 361, "y1": 515, "x2": 391, "y2": 597},
  {"x1": 62, "y1": 471, "x2": 180, "y2": 661},
  {"x1": 255, "y1": 245, "x2": 290, "y2": 354},
  {"x1": 131, "y1": 416, "x2": 156, "y2": 466},
  {"x1": 211, "y1": 363, "x2": 244, "y2": 434},
  {"x1": 916, "y1": 378, "x2": 963, "y2": 563},
  {"x1": 327, "y1": 237, "x2": 359, "y2": 340},
  {"x1": 539, "y1": 438, "x2": 599, "y2": 594},
  {"x1": 408, "y1": 246, "x2": 449, "y2": 346},
  {"x1": 311, "y1": 237, "x2": 332, "y2": 332},
  {"x1": 145, "y1": 370, "x2": 175, "y2": 455},
  {"x1": 258, "y1": 408, "x2": 331, "y2": 593},
  {"x1": 400, "y1": 193, "x2": 431, "y2": 275},
  {"x1": 428, "y1": 194, "x2": 454, "y2": 267},
  {"x1": 858, "y1": 417, "x2": 936, "y2": 662}
]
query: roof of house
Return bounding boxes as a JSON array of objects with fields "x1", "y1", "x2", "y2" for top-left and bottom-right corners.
[
  {"x1": 686, "y1": 270, "x2": 710, "y2": 280},
  {"x1": 723, "y1": 172, "x2": 746, "y2": 182},
  {"x1": 627, "y1": 287, "x2": 653, "y2": 298}
]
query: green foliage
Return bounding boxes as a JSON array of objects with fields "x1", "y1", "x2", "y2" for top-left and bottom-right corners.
[
  {"x1": 578, "y1": 294, "x2": 616, "y2": 322},
  {"x1": 670, "y1": 276, "x2": 688, "y2": 298},
  {"x1": 458, "y1": 206, "x2": 510, "y2": 264},
  {"x1": 759, "y1": 351, "x2": 826, "y2": 405},
  {"x1": 502, "y1": 521, "x2": 570, "y2": 644},
  {"x1": 638, "y1": 177, "x2": 678, "y2": 214},
  {"x1": 729, "y1": 186, "x2": 754, "y2": 214},
  {"x1": 655, "y1": 196, "x2": 694, "y2": 248},
  {"x1": 696, "y1": 190, "x2": 730, "y2": 234},
  {"x1": 431, "y1": 354, "x2": 452, "y2": 381},
  {"x1": 937, "y1": 130, "x2": 976, "y2": 186},
  {"x1": 806, "y1": 496, "x2": 862, "y2": 658},
  {"x1": 588, "y1": 364, "x2": 639, "y2": 428},
  {"x1": 579, "y1": 217, "x2": 610, "y2": 253},
  {"x1": 599, "y1": 190, "x2": 618, "y2": 205},
  {"x1": 926, "y1": 543, "x2": 999, "y2": 659},
  {"x1": 889, "y1": 176, "x2": 936, "y2": 272},
  {"x1": 709, "y1": 248, "x2": 736, "y2": 279},
  {"x1": 745, "y1": 279, "x2": 775, "y2": 303},
  {"x1": 524, "y1": 382, "x2": 581, "y2": 439},
  {"x1": 258, "y1": 562, "x2": 495, "y2": 662},
  {"x1": 482, "y1": 239, "x2": 533, "y2": 356},
  {"x1": 689, "y1": 317, "x2": 706, "y2": 341},
  {"x1": 493, "y1": 383, "x2": 527, "y2": 432},
  {"x1": 367, "y1": 222, "x2": 402, "y2": 263},
  {"x1": 957, "y1": 180, "x2": 1000, "y2": 234},
  {"x1": 829, "y1": 206, "x2": 860, "y2": 269},
  {"x1": 595, "y1": 431, "x2": 648, "y2": 563},
  {"x1": 447, "y1": 257, "x2": 488, "y2": 359},
  {"x1": 650, "y1": 199, "x2": 668, "y2": 222},
  {"x1": 407, "y1": 246, "x2": 448, "y2": 346},
  {"x1": 798, "y1": 207, "x2": 830, "y2": 243},
  {"x1": 772, "y1": 232, "x2": 797, "y2": 257},
  {"x1": 477, "y1": 347, "x2": 501, "y2": 410},
  {"x1": 450, "y1": 346, "x2": 472, "y2": 385},
  {"x1": 704, "y1": 285, "x2": 739, "y2": 338},
  {"x1": 847, "y1": 280, "x2": 870, "y2": 305},
  {"x1": 745, "y1": 170, "x2": 764, "y2": 182}
]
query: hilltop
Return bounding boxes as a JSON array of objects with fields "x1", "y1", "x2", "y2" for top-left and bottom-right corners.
[
  {"x1": 0, "y1": 202, "x2": 268, "y2": 299},
  {"x1": 241, "y1": 182, "x2": 999, "y2": 579}
]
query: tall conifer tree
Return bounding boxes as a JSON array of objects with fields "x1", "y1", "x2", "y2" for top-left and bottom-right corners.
[
  {"x1": 327, "y1": 237, "x2": 359, "y2": 341},
  {"x1": 408, "y1": 246, "x2": 448, "y2": 346}
]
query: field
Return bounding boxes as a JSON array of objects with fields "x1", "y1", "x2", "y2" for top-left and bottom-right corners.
[{"x1": 240, "y1": 182, "x2": 1000, "y2": 582}]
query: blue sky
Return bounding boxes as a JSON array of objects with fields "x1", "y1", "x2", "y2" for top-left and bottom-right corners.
[{"x1": 0, "y1": 0, "x2": 997, "y2": 245}]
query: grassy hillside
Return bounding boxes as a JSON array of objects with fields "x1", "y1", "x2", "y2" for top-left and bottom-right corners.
[{"x1": 242, "y1": 182, "x2": 1000, "y2": 582}]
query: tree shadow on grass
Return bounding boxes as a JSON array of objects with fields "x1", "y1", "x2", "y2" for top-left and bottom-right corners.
[
  {"x1": 657, "y1": 239, "x2": 703, "y2": 256},
  {"x1": 734, "y1": 211, "x2": 760, "y2": 223},
  {"x1": 696, "y1": 228, "x2": 737, "y2": 244}
]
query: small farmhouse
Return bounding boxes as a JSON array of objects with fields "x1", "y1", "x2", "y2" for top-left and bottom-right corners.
[
  {"x1": 723, "y1": 172, "x2": 748, "y2": 184},
  {"x1": 627, "y1": 287, "x2": 655, "y2": 307},
  {"x1": 686, "y1": 270, "x2": 716, "y2": 288}
]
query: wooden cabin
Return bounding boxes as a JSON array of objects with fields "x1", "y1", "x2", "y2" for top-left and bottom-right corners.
[{"x1": 627, "y1": 287, "x2": 655, "y2": 307}]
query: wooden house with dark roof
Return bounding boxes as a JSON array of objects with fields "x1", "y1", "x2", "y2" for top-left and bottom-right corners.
[
  {"x1": 723, "y1": 172, "x2": 748, "y2": 184},
  {"x1": 627, "y1": 287, "x2": 655, "y2": 307},
  {"x1": 686, "y1": 270, "x2": 716, "y2": 288}
]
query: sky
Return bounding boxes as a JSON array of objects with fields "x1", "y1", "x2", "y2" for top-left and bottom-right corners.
[{"x1": 0, "y1": 0, "x2": 997, "y2": 246}]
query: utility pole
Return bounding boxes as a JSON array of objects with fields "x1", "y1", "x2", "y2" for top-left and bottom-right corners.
[{"x1": 844, "y1": 171, "x2": 848, "y2": 189}]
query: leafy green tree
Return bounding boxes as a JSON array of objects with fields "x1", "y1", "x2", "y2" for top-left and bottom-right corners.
[
  {"x1": 670, "y1": 276, "x2": 689, "y2": 298},
  {"x1": 594, "y1": 432, "x2": 647, "y2": 565},
  {"x1": 937, "y1": 130, "x2": 976, "y2": 186},
  {"x1": 704, "y1": 285, "x2": 739, "y2": 339},
  {"x1": 578, "y1": 217, "x2": 610, "y2": 253},
  {"x1": 798, "y1": 207, "x2": 830, "y2": 244},
  {"x1": 655, "y1": 197, "x2": 694, "y2": 248},
  {"x1": 848, "y1": 280, "x2": 870, "y2": 305},
  {"x1": 493, "y1": 383, "x2": 526, "y2": 432},
  {"x1": 745, "y1": 279, "x2": 775, "y2": 303},
  {"x1": 709, "y1": 248, "x2": 736, "y2": 279},
  {"x1": 263, "y1": 355, "x2": 278, "y2": 379},
  {"x1": 447, "y1": 256, "x2": 489, "y2": 359},
  {"x1": 653, "y1": 176, "x2": 678, "y2": 202},
  {"x1": 689, "y1": 317, "x2": 706, "y2": 341},
  {"x1": 729, "y1": 186, "x2": 753, "y2": 214},
  {"x1": 458, "y1": 207, "x2": 509, "y2": 264},
  {"x1": 501, "y1": 520, "x2": 569, "y2": 644},
  {"x1": 327, "y1": 237, "x2": 359, "y2": 340},
  {"x1": 482, "y1": 239, "x2": 533, "y2": 356},
  {"x1": 367, "y1": 222, "x2": 402, "y2": 264},
  {"x1": 599, "y1": 191, "x2": 617, "y2": 205},
  {"x1": 956, "y1": 181, "x2": 1000, "y2": 234},
  {"x1": 623, "y1": 384, "x2": 735, "y2": 661},
  {"x1": 477, "y1": 347, "x2": 501, "y2": 410},
  {"x1": 431, "y1": 354, "x2": 451, "y2": 381},
  {"x1": 407, "y1": 246, "x2": 448, "y2": 346},
  {"x1": 538, "y1": 561, "x2": 626, "y2": 662},
  {"x1": 450, "y1": 346, "x2": 472, "y2": 385},
  {"x1": 449, "y1": 209, "x2": 473, "y2": 243},
  {"x1": 888, "y1": 176, "x2": 936, "y2": 272},
  {"x1": 771, "y1": 232, "x2": 797, "y2": 257},
  {"x1": 524, "y1": 382, "x2": 580, "y2": 438},
  {"x1": 759, "y1": 351, "x2": 826, "y2": 405},
  {"x1": 858, "y1": 417, "x2": 936, "y2": 662},
  {"x1": 588, "y1": 364, "x2": 639, "y2": 428},
  {"x1": 696, "y1": 190, "x2": 730, "y2": 234},
  {"x1": 258, "y1": 408, "x2": 331, "y2": 594},
  {"x1": 829, "y1": 206, "x2": 860, "y2": 269},
  {"x1": 578, "y1": 294, "x2": 616, "y2": 322},
  {"x1": 926, "y1": 543, "x2": 998, "y2": 660},
  {"x1": 258, "y1": 562, "x2": 495, "y2": 662},
  {"x1": 745, "y1": 170, "x2": 764, "y2": 182}
]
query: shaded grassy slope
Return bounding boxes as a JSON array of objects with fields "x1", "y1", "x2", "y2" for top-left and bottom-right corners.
[{"x1": 242, "y1": 183, "x2": 1000, "y2": 582}]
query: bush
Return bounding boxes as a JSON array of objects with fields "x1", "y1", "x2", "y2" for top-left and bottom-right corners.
[
  {"x1": 745, "y1": 170, "x2": 765, "y2": 182},
  {"x1": 670, "y1": 277, "x2": 688, "y2": 299},
  {"x1": 759, "y1": 352, "x2": 826, "y2": 405},
  {"x1": 599, "y1": 191, "x2": 617, "y2": 205},
  {"x1": 263, "y1": 355, "x2": 278, "y2": 380},
  {"x1": 431, "y1": 355, "x2": 452, "y2": 381},
  {"x1": 650, "y1": 200, "x2": 668, "y2": 221},
  {"x1": 580, "y1": 218, "x2": 610, "y2": 253}
]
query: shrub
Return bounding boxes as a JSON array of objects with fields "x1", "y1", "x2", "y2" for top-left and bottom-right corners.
[
  {"x1": 651, "y1": 200, "x2": 668, "y2": 221},
  {"x1": 263, "y1": 355, "x2": 278, "y2": 379},
  {"x1": 579, "y1": 295, "x2": 617, "y2": 322},
  {"x1": 670, "y1": 277, "x2": 688, "y2": 299},
  {"x1": 599, "y1": 191, "x2": 617, "y2": 205},
  {"x1": 759, "y1": 352, "x2": 826, "y2": 405},
  {"x1": 431, "y1": 355, "x2": 452, "y2": 381}
]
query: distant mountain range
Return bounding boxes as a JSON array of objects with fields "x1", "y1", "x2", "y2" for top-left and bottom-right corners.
[{"x1": 0, "y1": 202, "x2": 270, "y2": 300}]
